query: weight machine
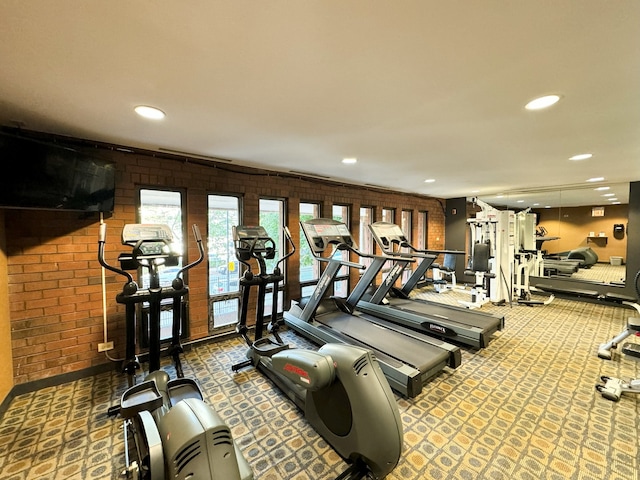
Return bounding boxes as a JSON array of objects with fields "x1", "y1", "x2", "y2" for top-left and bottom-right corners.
[{"x1": 461, "y1": 198, "x2": 514, "y2": 308}]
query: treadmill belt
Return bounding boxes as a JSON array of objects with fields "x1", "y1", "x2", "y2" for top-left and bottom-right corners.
[
  {"x1": 390, "y1": 298, "x2": 501, "y2": 330},
  {"x1": 317, "y1": 312, "x2": 450, "y2": 373}
]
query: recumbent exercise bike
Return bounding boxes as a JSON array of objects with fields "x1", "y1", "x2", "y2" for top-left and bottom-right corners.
[{"x1": 98, "y1": 223, "x2": 252, "y2": 480}]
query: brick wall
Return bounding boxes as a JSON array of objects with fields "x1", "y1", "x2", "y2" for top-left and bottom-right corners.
[{"x1": 4, "y1": 140, "x2": 446, "y2": 386}]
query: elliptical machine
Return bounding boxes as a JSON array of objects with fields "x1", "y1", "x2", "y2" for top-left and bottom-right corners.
[
  {"x1": 98, "y1": 223, "x2": 252, "y2": 480},
  {"x1": 231, "y1": 225, "x2": 403, "y2": 480}
]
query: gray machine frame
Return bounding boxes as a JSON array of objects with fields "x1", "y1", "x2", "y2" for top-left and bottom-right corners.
[
  {"x1": 231, "y1": 225, "x2": 403, "y2": 479},
  {"x1": 283, "y1": 218, "x2": 461, "y2": 399},
  {"x1": 357, "y1": 221, "x2": 505, "y2": 349}
]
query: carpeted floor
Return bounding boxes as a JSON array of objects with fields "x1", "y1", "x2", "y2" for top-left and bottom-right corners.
[
  {"x1": 568, "y1": 262, "x2": 626, "y2": 285},
  {"x1": 0, "y1": 288, "x2": 638, "y2": 479}
]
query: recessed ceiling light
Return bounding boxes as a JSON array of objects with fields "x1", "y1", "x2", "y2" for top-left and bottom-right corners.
[
  {"x1": 608, "y1": 198, "x2": 619, "y2": 202},
  {"x1": 545, "y1": 205, "x2": 551, "y2": 208},
  {"x1": 570, "y1": 153, "x2": 593, "y2": 161},
  {"x1": 594, "y1": 186, "x2": 610, "y2": 191},
  {"x1": 424, "y1": 178, "x2": 435, "y2": 183},
  {"x1": 342, "y1": 157, "x2": 357, "y2": 164},
  {"x1": 471, "y1": 190, "x2": 480, "y2": 193},
  {"x1": 602, "y1": 193, "x2": 615, "y2": 197},
  {"x1": 517, "y1": 200, "x2": 524, "y2": 203},
  {"x1": 496, "y1": 194, "x2": 504, "y2": 198},
  {"x1": 533, "y1": 203, "x2": 540, "y2": 206},
  {"x1": 134, "y1": 105, "x2": 166, "y2": 120},
  {"x1": 611, "y1": 201, "x2": 621, "y2": 205},
  {"x1": 525, "y1": 94, "x2": 561, "y2": 110},
  {"x1": 586, "y1": 177, "x2": 605, "y2": 182}
]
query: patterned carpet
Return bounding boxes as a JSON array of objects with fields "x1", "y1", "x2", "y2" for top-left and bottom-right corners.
[
  {"x1": 0, "y1": 288, "x2": 638, "y2": 479},
  {"x1": 568, "y1": 262, "x2": 626, "y2": 284}
]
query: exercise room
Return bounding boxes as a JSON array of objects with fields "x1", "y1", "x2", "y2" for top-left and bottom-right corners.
[{"x1": 0, "y1": 3, "x2": 638, "y2": 480}]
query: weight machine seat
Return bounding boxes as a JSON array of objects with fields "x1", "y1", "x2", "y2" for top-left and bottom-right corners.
[
  {"x1": 467, "y1": 242, "x2": 491, "y2": 273},
  {"x1": 432, "y1": 253, "x2": 457, "y2": 272},
  {"x1": 464, "y1": 270, "x2": 496, "y2": 279}
]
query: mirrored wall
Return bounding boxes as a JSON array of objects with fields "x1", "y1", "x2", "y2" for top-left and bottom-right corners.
[{"x1": 477, "y1": 182, "x2": 629, "y2": 287}]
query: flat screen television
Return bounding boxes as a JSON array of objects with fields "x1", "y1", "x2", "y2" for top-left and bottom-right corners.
[{"x1": 0, "y1": 131, "x2": 116, "y2": 212}]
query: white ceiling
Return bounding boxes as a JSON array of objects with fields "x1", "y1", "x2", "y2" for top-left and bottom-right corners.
[{"x1": 0, "y1": 1, "x2": 638, "y2": 208}]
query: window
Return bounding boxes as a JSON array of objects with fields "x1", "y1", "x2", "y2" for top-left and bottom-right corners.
[
  {"x1": 417, "y1": 211, "x2": 428, "y2": 250},
  {"x1": 382, "y1": 208, "x2": 395, "y2": 224},
  {"x1": 401, "y1": 210, "x2": 413, "y2": 281},
  {"x1": 359, "y1": 206, "x2": 374, "y2": 267},
  {"x1": 208, "y1": 194, "x2": 241, "y2": 330},
  {"x1": 260, "y1": 198, "x2": 286, "y2": 315},
  {"x1": 401, "y1": 210, "x2": 412, "y2": 241},
  {"x1": 332, "y1": 204, "x2": 350, "y2": 297},
  {"x1": 138, "y1": 188, "x2": 185, "y2": 342},
  {"x1": 300, "y1": 202, "x2": 321, "y2": 298}
]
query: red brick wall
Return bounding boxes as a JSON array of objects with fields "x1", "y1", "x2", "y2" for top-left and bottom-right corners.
[{"x1": 4, "y1": 142, "x2": 446, "y2": 385}]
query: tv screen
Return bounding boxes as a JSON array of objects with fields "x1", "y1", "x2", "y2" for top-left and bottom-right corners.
[{"x1": 0, "y1": 132, "x2": 116, "y2": 212}]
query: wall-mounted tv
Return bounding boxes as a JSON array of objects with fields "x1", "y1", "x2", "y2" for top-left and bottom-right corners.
[{"x1": 0, "y1": 131, "x2": 115, "y2": 212}]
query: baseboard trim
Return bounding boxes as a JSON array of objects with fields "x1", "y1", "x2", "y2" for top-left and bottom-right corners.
[
  {"x1": 0, "y1": 331, "x2": 239, "y2": 417},
  {"x1": 0, "y1": 362, "x2": 115, "y2": 417}
]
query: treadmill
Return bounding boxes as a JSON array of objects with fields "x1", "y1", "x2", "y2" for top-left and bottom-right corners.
[
  {"x1": 283, "y1": 218, "x2": 461, "y2": 399},
  {"x1": 356, "y1": 221, "x2": 504, "y2": 349}
]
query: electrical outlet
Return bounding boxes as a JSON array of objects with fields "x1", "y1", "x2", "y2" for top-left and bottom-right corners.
[{"x1": 98, "y1": 341, "x2": 114, "y2": 352}]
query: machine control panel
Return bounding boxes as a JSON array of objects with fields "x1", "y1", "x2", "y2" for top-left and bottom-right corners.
[
  {"x1": 300, "y1": 218, "x2": 355, "y2": 254},
  {"x1": 369, "y1": 222, "x2": 407, "y2": 253},
  {"x1": 234, "y1": 225, "x2": 272, "y2": 252}
]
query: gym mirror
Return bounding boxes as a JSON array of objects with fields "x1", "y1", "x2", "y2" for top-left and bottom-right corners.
[{"x1": 477, "y1": 182, "x2": 629, "y2": 287}]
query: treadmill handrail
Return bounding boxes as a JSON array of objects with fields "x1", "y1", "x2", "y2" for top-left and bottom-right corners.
[
  {"x1": 318, "y1": 254, "x2": 366, "y2": 270},
  {"x1": 327, "y1": 240, "x2": 415, "y2": 266}
]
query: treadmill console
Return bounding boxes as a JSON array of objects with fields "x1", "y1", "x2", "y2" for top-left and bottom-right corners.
[
  {"x1": 369, "y1": 222, "x2": 408, "y2": 253},
  {"x1": 300, "y1": 218, "x2": 355, "y2": 254}
]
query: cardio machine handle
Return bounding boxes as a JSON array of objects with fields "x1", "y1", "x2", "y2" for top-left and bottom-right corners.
[
  {"x1": 176, "y1": 224, "x2": 205, "y2": 278},
  {"x1": 98, "y1": 223, "x2": 134, "y2": 284},
  {"x1": 275, "y1": 226, "x2": 296, "y2": 270},
  {"x1": 316, "y1": 253, "x2": 366, "y2": 270},
  {"x1": 333, "y1": 240, "x2": 415, "y2": 267}
]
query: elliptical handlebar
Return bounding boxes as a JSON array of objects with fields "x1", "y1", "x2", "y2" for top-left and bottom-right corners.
[
  {"x1": 99, "y1": 222, "x2": 205, "y2": 294},
  {"x1": 98, "y1": 223, "x2": 135, "y2": 284},
  {"x1": 176, "y1": 224, "x2": 205, "y2": 279},
  {"x1": 233, "y1": 225, "x2": 296, "y2": 276},
  {"x1": 276, "y1": 226, "x2": 296, "y2": 271}
]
